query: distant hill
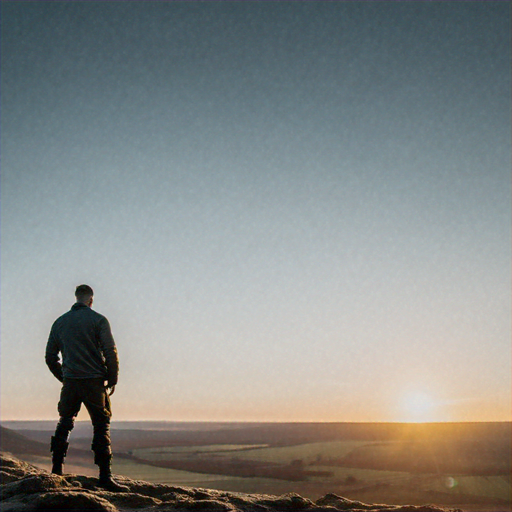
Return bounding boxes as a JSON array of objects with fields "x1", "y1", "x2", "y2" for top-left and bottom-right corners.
[
  {"x1": 0, "y1": 426, "x2": 49, "y2": 457},
  {"x1": 0, "y1": 425, "x2": 90, "y2": 459}
]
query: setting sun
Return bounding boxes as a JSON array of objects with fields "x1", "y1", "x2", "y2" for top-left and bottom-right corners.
[{"x1": 400, "y1": 391, "x2": 438, "y2": 423}]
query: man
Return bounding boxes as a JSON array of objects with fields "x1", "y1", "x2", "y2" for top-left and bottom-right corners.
[{"x1": 45, "y1": 284, "x2": 128, "y2": 491}]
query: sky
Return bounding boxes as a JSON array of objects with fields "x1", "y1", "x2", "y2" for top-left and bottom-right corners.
[{"x1": 1, "y1": 1, "x2": 510, "y2": 423}]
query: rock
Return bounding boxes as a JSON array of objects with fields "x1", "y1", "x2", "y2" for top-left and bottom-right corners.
[
  {"x1": 316, "y1": 493, "x2": 383, "y2": 510},
  {"x1": 0, "y1": 453, "x2": 463, "y2": 512},
  {"x1": 106, "y1": 491, "x2": 162, "y2": 509},
  {"x1": 2, "y1": 474, "x2": 73, "y2": 500},
  {"x1": 258, "y1": 493, "x2": 315, "y2": 510},
  {"x1": 34, "y1": 491, "x2": 118, "y2": 511}
]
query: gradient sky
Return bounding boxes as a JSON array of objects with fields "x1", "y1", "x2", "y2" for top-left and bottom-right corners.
[{"x1": 1, "y1": 1, "x2": 510, "y2": 423}]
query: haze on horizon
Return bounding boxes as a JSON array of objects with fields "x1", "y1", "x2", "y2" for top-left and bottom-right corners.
[{"x1": 1, "y1": 1, "x2": 510, "y2": 424}]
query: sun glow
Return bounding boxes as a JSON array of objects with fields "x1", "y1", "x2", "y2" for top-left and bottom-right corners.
[{"x1": 400, "y1": 391, "x2": 438, "y2": 423}]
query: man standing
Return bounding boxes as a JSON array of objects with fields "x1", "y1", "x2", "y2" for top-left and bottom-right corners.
[{"x1": 45, "y1": 284, "x2": 127, "y2": 491}]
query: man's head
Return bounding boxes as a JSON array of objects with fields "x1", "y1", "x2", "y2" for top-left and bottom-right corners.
[{"x1": 75, "y1": 284, "x2": 94, "y2": 306}]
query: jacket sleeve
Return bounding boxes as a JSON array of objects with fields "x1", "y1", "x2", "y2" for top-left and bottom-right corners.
[
  {"x1": 99, "y1": 317, "x2": 119, "y2": 387},
  {"x1": 45, "y1": 326, "x2": 63, "y2": 382}
]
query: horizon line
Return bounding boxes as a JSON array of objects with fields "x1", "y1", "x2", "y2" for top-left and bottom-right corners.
[{"x1": 2, "y1": 419, "x2": 511, "y2": 425}]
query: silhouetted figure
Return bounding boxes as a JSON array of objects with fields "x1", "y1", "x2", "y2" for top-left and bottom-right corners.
[{"x1": 45, "y1": 284, "x2": 128, "y2": 491}]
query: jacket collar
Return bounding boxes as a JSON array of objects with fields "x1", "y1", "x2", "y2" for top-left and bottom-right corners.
[{"x1": 71, "y1": 302, "x2": 89, "y2": 310}]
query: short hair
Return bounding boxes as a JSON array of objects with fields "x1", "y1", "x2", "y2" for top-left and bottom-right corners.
[{"x1": 75, "y1": 284, "x2": 94, "y2": 302}]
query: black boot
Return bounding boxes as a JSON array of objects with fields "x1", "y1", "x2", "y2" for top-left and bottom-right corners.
[
  {"x1": 95, "y1": 452, "x2": 129, "y2": 492},
  {"x1": 50, "y1": 436, "x2": 69, "y2": 476}
]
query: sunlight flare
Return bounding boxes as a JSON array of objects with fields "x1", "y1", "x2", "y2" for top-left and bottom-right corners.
[{"x1": 400, "y1": 391, "x2": 437, "y2": 422}]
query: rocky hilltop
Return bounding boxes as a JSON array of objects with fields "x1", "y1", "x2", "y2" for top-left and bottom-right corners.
[{"x1": 0, "y1": 452, "x2": 462, "y2": 512}]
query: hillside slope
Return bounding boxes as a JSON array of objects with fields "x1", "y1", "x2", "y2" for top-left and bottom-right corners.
[
  {"x1": 0, "y1": 426, "x2": 50, "y2": 457},
  {"x1": 0, "y1": 425, "x2": 92, "y2": 460},
  {"x1": 0, "y1": 452, "x2": 463, "y2": 512}
]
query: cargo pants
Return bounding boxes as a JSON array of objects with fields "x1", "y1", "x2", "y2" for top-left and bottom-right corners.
[{"x1": 52, "y1": 378, "x2": 112, "y2": 462}]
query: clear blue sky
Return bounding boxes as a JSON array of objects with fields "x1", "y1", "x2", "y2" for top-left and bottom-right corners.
[{"x1": 1, "y1": 1, "x2": 510, "y2": 422}]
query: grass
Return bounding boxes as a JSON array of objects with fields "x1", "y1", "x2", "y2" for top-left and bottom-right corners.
[
  {"x1": 125, "y1": 439, "x2": 511, "y2": 507},
  {"x1": 133, "y1": 440, "x2": 369, "y2": 464},
  {"x1": 227, "y1": 440, "x2": 368, "y2": 464},
  {"x1": 112, "y1": 457, "x2": 247, "y2": 485},
  {"x1": 436, "y1": 475, "x2": 511, "y2": 502},
  {"x1": 132, "y1": 444, "x2": 268, "y2": 458}
]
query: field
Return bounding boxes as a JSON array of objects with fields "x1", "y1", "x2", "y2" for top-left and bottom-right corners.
[{"x1": 2, "y1": 421, "x2": 510, "y2": 511}]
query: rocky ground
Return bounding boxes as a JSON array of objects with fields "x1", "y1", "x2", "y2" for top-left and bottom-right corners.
[{"x1": 1, "y1": 452, "x2": 462, "y2": 512}]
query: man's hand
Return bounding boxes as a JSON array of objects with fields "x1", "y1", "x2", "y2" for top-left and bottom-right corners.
[{"x1": 108, "y1": 385, "x2": 116, "y2": 396}]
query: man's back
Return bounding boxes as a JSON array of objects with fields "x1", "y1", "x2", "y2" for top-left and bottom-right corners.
[{"x1": 46, "y1": 302, "x2": 119, "y2": 385}]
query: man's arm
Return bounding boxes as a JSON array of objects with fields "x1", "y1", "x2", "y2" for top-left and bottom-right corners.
[
  {"x1": 45, "y1": 327, "x2": 63, "y2": 382},
  {"x1": 99, "y1": 317, "x2": 119, "y2": 388}
]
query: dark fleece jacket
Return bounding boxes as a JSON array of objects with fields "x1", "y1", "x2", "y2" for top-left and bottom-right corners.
[{"x1": 45, "y1": 302, "x2": 119, "y2": 386}]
